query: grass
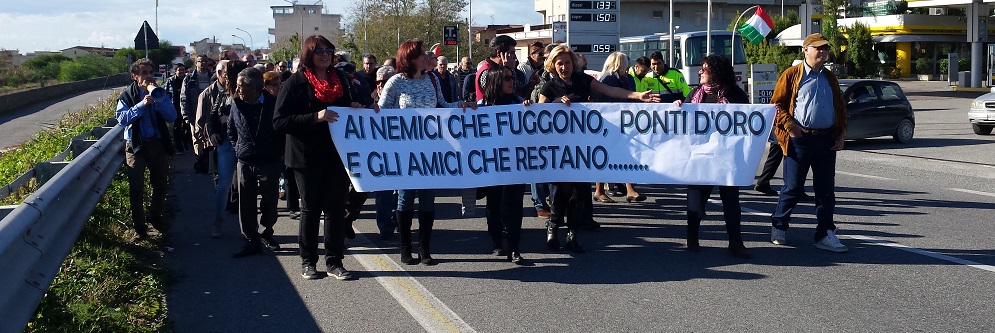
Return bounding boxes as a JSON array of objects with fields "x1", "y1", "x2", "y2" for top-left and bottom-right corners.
[{"x1": 0, "y1": 93, "x2": 171, "y2": 332}]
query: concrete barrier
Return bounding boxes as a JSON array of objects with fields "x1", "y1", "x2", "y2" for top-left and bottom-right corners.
[{"x1": 0, "y1": 73, "x2": 131, "y2": 117}]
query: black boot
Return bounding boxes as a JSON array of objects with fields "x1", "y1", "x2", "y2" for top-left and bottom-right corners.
[
  {"x1": 397, "y1": 211, "x2": 416, "y2": 265},
  {"x1": 418, "y1": 211, "x2": 436, "y2": 265},
  {"x1": 545, "y1": 219, "x2": 560, "y2": 250},
  {"x1": 727, "y1": 222, "x2": 751, "y2": 259},
  {"x1": 564, "y1": 229, "x2": 584, "y2": 253},
  {"x1": 686, "y1": 214, "x2": 701, "y2": 252}
]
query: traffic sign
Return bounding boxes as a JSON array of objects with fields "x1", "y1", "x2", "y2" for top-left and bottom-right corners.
[{"x1": 443, "y1": 26, "x2": 458, "y2": 46}]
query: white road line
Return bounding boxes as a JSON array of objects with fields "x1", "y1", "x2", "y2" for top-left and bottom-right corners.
[
  {"x1": 350, "y1": 233, "x2": 477, "y2": 333},
  {"x1": 947, "y1": 188, "x2": 995, "y2": 198},
  {"x1": 726, "y1": 201, "x2": 995, "y2": 273},
  {"x1": 836, "y1": 171, "x2": 896, "y2": 181}
]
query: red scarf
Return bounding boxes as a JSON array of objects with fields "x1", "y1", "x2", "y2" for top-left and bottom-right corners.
[
  {"x1": 302, "y1": 67, "x2": 344, "y2": 104},
  {"x1": 689, "y1": 84, "x2": 728, "y2": 104}
]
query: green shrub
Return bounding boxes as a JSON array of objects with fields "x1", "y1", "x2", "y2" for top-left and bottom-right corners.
[{"x1": 915, "y1": 57, "x2": 929, "y2": 75}]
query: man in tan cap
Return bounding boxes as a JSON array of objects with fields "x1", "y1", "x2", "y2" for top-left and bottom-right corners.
[{"x1": 768, "y1": 32, "x2": 849, "y2": 253}]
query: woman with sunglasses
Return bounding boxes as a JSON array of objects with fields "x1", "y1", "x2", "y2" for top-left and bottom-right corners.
[
  {"x1": 673, "y1": 54, "x2": 751, "y2": 259},
  {"x1": 378, "y1": 39, "x2": 476, "y2": 265},
  {"x1": 478, "y1": 66, "x2": 532, "y2": 264},
  {"x1": 274, "y1": 35, "x2": 374, "y2": 280},
  {"x1": 537, "y1": 45, "x2": 660, "y2": 253}
]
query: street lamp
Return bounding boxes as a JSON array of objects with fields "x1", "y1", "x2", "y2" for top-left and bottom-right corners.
[
  {"x1": 232, "y1": 35, "x2": 247, "y2": 56},
  {"x1": 236, "y1": 27, "x2": 254, "y2": 51}
]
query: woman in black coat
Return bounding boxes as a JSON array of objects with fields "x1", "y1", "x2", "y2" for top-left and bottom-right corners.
[
  {"x1": 674, "y1": 54, "x2": 752, "y2": 259},
  {"x1": 273, "y1": 35, "x2": 372, "y2": 280}
]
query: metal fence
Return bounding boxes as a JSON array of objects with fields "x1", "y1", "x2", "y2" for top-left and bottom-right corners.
[{"x1": 0, "y1": 119, "x2": 124, "y2": 332}]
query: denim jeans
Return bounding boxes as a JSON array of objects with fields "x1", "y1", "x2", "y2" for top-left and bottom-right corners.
[
  {"x1": 397, "y1": 189, "x2": 435, "y2": 212},
  {"x1": 374, "y1": 190, "x2": 398, "y2": 234},
  {"x1": 530, "y1": 183, "x2": 550, "y2": 211},
  {"x1": 771, "y1": 134, "x2": 837, "y2": 241},
  {"x1": 214, "y1": 139, "x2": 236, "y2": 219}
]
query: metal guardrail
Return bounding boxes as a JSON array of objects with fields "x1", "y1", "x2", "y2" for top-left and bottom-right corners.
[{"x1": 0, "y1": 120, "x2": 124, "y2": 332}]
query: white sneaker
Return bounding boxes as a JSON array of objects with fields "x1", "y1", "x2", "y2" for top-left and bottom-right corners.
[
  {"x1": 771, "y1": 227, "x2": 787, "y2": 245},
  {"x1": 815, "y1": 229, "x2": 848, "y2": 253}
]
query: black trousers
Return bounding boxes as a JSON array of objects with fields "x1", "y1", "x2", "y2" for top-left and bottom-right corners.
[
  {"x1": 294, "y1": 167, "x2": 350, "y2": 268},
  {"x1": 686, "y1": 185, "x2": 743, "y2": 244},
  {"x1": 283, "y1": 167, "x2": 300, "y2": 211},
  {"x1": 549, "y1": 182, "x2": 593, "y2": 228},
  {"x1": 756, "y1": 142, "x2": 783, "y2": 187},
  {"x1": 484, "y1": 184, "x2": 525, "y2": 252},
  {"x1": 125, "y1": 139, "x2": 170, "y2": 233},
  {"x1": 237, "y1": 161, "x2": 281, "y2": 241}
]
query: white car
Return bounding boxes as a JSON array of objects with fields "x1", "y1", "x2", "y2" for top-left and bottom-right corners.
[{"x1": 969, "y1": 92, "x2": 995, "y2": 135}]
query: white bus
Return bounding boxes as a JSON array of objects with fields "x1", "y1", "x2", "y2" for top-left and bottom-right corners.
[{"x1": 619, "y1": 30, "x2": 748, "y2": 89}]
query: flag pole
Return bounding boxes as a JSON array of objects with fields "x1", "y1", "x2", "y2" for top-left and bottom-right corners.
[{"x1": 731, "y1": 5, "x2": 759, "y2": 67}]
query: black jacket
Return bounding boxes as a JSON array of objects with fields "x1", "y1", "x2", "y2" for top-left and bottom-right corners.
[
  {"x1": 228, "y1": 92, "x2": 283, "y2": 165},
  {"x1": 273, "y1": 69, "x2": 356, "y2": 169},
  {"x1": 180, "y1": 70, "x2": 214, "y2": 123}
]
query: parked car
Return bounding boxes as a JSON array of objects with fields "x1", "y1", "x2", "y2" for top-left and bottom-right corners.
[
  {"x1": 968, "y1": 92, "x2": 995, "y2": 135},
  {"x1": 838, "y1": 79, "x2": 915, "y2": 143}
]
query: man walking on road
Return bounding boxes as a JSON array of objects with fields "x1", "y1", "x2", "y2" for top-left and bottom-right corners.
[
  {"x1": 228, "y1": 68, "x2": 283, "y2": 258},
  {"x1": 181, "y1": 55, "x2": 215, "y2": 173},
  {"x1": 115, "y1": 58, "x2": 177, "y2": 240},
  {"x1": 769, "y1": 33, "x2": 849, "y2": 253},
  {"x1": 163, "y1": 63, "x2": 190, "y2": 153}
]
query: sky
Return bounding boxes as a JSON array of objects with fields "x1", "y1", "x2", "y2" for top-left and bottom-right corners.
[{"x1": 0, "y1": 0, "x2": 543, "y2": 54}]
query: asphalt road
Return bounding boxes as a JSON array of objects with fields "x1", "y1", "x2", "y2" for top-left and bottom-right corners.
[
  {"x1": 0, "y1": 87, "x2": 125, "y2": 150},
  {"x1": 159, "y1": 80, "x2": 995, "y2": 332}
]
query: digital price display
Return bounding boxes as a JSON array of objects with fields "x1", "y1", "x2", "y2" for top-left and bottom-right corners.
[
  {"x1": 569, "y1": 1, "x2": 616, "y2": 10},
  {"x1": 572, "y1": 44, "x2": 617, "y2": 53},
  {"x1": 570, "y1": 13, "x2": 616, "y2": 22}
]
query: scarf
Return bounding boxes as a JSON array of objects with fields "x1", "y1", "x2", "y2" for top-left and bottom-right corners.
[
  {"x1": 689, "y1": 83, "x2": 728, "y2": 104},
  {"x1": 302, "y1": 67, "x2": 344, "y2": 104}
]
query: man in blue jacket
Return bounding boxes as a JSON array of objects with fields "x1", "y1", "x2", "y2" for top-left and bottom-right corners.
[{"x1": 115, "y1": 58, "x2": 177, "y2": 240}]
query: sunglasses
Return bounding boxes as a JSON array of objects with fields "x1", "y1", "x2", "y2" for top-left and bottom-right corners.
[
  {"x1": 814, "y1": 45, "x2": 830, "y2": 51},
  {"x1": 313, "y1": 47, "x2": 335, "y2": 55}
]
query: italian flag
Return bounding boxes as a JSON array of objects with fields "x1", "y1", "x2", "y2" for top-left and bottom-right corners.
[{"x1": 737, "y1": 6, "x2": 774, "y2": 45}]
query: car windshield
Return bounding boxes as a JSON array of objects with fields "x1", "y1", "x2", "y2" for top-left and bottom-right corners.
[{"x1": 839, "y1": 83, "x2": 850, "y2": 91}]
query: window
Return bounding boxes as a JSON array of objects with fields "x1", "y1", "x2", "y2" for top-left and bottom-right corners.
[
  {"x1": 314, "y1": 27, "x2": 319, "y2": 31},
  {"x1": 307, "y1": 9, "x2": 316, "y2": 14},
  {"x1": 674, "y1": 11, "x2": 680, "y2": 18},
  {"x1": 880, "y1": 84, "x2": 903, "y2": 100},
  {"x1": 652, "y1": 11, "x2": 663, "y2": 18}
]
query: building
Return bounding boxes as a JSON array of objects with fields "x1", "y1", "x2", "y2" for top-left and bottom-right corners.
[
  {"x1": 496, "y1": 0, "x2": 804, "y2": 69},
  {"x1": 189, "y1": 38, "x2": 222, "y2": 60},
  {"x1": 268, "y1": 3, "x2": 343, "y2": 50},
  {"x1": 0, "y1": 49, "x2": 16, "y2": 67},
  {"x1": 59, "y1": 46, "x2": 118, "y2": 59}
]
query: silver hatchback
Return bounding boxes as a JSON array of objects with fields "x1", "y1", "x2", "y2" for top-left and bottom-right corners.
[{"x1": 969, "y1": 92, "x2": 995, "y2": 135}]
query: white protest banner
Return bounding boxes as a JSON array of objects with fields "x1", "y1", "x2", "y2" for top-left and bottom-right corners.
[{"x1": 329, "y1": 103, "x2": 774, "y2": 192}]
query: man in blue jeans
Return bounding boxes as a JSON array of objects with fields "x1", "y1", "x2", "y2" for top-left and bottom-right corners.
[{"x1": 769, "y1": 33, "x2": 849, "y2": 253}]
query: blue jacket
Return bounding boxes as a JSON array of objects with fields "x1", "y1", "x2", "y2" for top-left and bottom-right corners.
[{"x1": 116, "y1": 81, "x2": 177, "y2": 153}]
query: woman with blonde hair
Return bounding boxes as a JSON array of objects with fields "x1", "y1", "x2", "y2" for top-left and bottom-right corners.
[
  {"x1": 592, "y1": 52, "x2": 647, "y2": 204},
  {"x1": 537, "y1": 45, "x2": 660, "y2": 252}
]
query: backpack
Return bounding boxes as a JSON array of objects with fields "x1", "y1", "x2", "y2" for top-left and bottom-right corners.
[{"x1": 530, "y1": 70, "x2": 550, "y2": 103}]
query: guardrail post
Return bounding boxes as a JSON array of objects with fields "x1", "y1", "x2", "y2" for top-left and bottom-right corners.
[{"x1": 35, "y1": 162, "x2": 69, "y2": 185}]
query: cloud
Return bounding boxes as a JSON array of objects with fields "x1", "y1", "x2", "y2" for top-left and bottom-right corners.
[{"x1": 0, "y1": 0, "x2": 542, "y2": 54}]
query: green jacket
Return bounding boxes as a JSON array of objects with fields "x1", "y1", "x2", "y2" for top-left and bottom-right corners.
[
  {"x1": 652, "y1": 67, "x2": 690, "y2": 103},
  {"x1": 628, "y1": 68, "x2": 659, "y2": 93}
]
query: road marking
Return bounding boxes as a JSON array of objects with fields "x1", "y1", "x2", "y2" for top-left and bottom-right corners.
[
  {"x1": 947, "y1": 188, "x2": 995, "y2": 198},
  {"x1": 722, "y1": 201, "x2": 995, "y2": 273},
  {"x1": 350, "y1": 233, "x2": 477, "y2": 333},
  {"x1": 836, "y1": 171, "x2": 896, "y2": 181}
]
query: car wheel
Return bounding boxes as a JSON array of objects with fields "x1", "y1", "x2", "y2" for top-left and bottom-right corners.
[
  {"x1": 893, "y1": 119, "x2": 914, "y2": 143},
  {"x1": 972, "y1": 123, "x2": 994, "y2": 135}
]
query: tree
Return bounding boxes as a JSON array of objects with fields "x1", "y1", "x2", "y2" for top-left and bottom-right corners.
[
  {"x1": 846, "y1": 22, "x2": 876, "y2": 77},
  {"x1": 269, "y1": 33, "x2": 302, "y2": 64},
  {"x1": 113, "y1": 40, "x2": 179, "y2": 68},
  {"x1": 342, "y1": 0, "x2": 488, "y2": 65}
]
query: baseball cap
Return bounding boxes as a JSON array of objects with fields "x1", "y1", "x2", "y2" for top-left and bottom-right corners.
[{"x1": 803, "y1": 33, "x2": 830, "y2": 47}]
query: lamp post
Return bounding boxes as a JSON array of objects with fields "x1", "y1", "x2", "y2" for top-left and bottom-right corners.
[
  {"x1": 236, "y1": 27, "x2": 254, "y2": 51},
  {"x1": 232, "y1": 35, "x2": 247, "y2": 56}
]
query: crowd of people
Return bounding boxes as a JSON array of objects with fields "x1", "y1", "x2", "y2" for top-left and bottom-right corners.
[{"x1": 116, "y1": 32, "x2": 849, "y2": 281}]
